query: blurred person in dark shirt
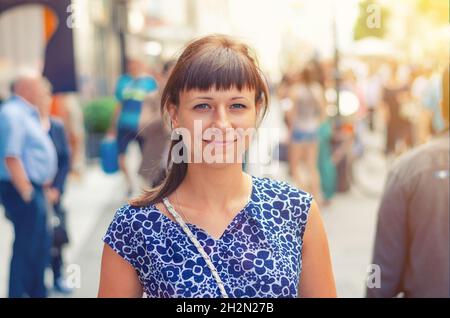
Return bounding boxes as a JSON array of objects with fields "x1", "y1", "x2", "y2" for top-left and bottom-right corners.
[
  {"x1": 367, "y1": 66, "x2": 449, "y2": 298},
  {"x1": 137, "y1": 60, "x2": 176, "y2": 188},
  {"x1": 36, "y1": 79, "x2": 73, "y2": 294},
  {"x1": 381, "y1": 63, "x2": 414, "y2": 156}
]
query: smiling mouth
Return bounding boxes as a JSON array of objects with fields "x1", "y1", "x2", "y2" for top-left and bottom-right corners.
[{"x1": 202, "y1": 139, "x2": 237, "y2": 144}]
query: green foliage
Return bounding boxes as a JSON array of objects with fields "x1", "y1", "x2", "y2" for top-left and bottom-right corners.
[
  {"x1": 353, "y1": 0, "x2": 389, "y2": 41},
  {"x1": 83, "y1": 97, "x2": 117, "y2": 134}
]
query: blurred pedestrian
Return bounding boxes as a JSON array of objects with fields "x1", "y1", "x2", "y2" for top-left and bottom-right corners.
[
  {"x1": 0, "y1": 75, "x2": 57, "y2": 298},
  {"x1": 363, "y1": 65, "x2": 383, "y2": 132},
  {"x1": 317, "y1": 119, "x2": 337, "y2": 205},
  {"x1": 107, "y1": 57, "x2": 158, "y2": 195},
  {"x1": 381, "y1": 63, "x2": 413, "y2": 156},
  {"x1": 341, "y1": 68, "x2": 368, "y2": 159},
  {"x1": 50, "y1": 93, "x2": 86, "y2": 179},
  {"x1": 36, "y1": 79, "x2": 73, "y2": 294},
  {"x1": 367, "y1": 66, "x2": 449, "y2": 298},
  {"x1": 137, "y1": 60, "x2": 176, "y2": 188},
  {"x1": 286, "y1": 65, "x2": 327, "y2": 205},
  {"x1": 410, "y1": 66, "x2": 434, "y2": 144},
  {"x1": 421, "y1": 68, "x2": 446, "y2": 134},
  {"x1": 277, "y1": 73, "x2": 295, "y2": 129}
]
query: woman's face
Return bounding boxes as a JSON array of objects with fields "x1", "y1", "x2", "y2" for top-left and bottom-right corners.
[{"x1": 170, "y1": 86, "x2": 259, "y2": 165}]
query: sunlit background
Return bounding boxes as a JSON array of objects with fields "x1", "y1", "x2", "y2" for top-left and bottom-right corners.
[{"x1": 0, "y1": 0, "x2": 448, "y2": 298}]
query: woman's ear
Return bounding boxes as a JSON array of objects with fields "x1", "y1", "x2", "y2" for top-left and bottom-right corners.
[
  {"x1": 255, "y1": 100, "x2": 264, "y2": 124},
  {"x1": 167, "y1": 104, "x2": 179, "y2": 128},
  {"x1": 256, "y1": 100, "x2": 262, "y2": 113}
]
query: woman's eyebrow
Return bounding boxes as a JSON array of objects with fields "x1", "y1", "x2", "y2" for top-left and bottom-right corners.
[
  {"x1": 189, "y1": 96, "x2": 249, "y2": 102},
  {"x1": 189, "y1": 96, "x2": 214, "y2": 102}
]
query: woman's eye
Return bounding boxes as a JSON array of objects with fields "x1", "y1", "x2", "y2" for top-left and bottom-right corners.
[
  {"x1": 193, "y1": 103, "x2": 210, "y2": 110},
  {"x1": 231, "y1": 103, "x2": 246, "y2": 109}
]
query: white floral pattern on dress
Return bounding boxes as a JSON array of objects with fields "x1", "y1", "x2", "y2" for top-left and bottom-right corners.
[{"x1": 103, "y1": 176, "x2": 313, "y2": 298}]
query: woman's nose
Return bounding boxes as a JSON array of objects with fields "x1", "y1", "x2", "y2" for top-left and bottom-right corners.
[{"x1": 211, "y1": 106, "x2": 232, "y2": 129}]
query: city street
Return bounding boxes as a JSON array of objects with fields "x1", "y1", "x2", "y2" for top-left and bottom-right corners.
[
  {"x1": 0, "y1": 115, "x2": 388, "y2": 298},
  {"x1": 0, "y1": 0, "x2": 447, "y2": 301}
]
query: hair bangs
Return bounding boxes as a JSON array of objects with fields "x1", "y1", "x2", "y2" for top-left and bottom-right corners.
[{"x1": 177, "y1": 47, "x2": 263, "y2": 99}]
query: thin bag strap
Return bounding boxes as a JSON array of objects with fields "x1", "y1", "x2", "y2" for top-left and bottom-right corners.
[{"x1": 162, "y1": 197, "x2": 229, "y2": 298}]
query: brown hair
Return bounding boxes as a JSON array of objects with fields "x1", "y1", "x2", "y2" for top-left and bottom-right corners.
[
  {"x1": 300, "y1": 65, "x2": 314, "y2": 85},
  {"x1": 130, "y1": 34, "x2": 269, "y2": 207}
]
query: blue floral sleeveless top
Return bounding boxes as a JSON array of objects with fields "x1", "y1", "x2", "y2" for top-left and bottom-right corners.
[{"x1": 103, "y1": 176, "x2": 313, "y2": 298}]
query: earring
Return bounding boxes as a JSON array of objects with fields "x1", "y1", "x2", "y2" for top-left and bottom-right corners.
[{"x1": 173, "y1": 126, "x2": 179, "y2": 135}]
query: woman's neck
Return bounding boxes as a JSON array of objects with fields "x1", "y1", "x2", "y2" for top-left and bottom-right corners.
[{"x1": 177, "y1": 163, "x2": 251, "y2": 212}]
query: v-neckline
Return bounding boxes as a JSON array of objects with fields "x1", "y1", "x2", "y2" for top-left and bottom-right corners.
[{"x1": 155, "y1": 175, "x2": 255, "y2": 241}]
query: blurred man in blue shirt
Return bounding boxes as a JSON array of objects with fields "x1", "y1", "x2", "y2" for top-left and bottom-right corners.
[{"x1": 0, "y1": 75, "x2": 57, "y2": 298}]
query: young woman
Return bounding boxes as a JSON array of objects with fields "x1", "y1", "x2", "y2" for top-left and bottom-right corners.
[{"x1": 98, "y1": 35, "x2": 336, "y2": 298}]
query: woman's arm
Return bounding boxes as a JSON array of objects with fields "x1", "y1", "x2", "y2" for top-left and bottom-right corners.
[
  {"x1": 298, "y1": 201, "x2": 337, "y2": 297},
  {"x1": 98, "y1": 244, "x2": 143, "y2": 298}
]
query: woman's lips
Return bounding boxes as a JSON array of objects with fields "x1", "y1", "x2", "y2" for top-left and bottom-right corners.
[{"x1": 202, "y1": 139, "x2": 237, "y2": 145}]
